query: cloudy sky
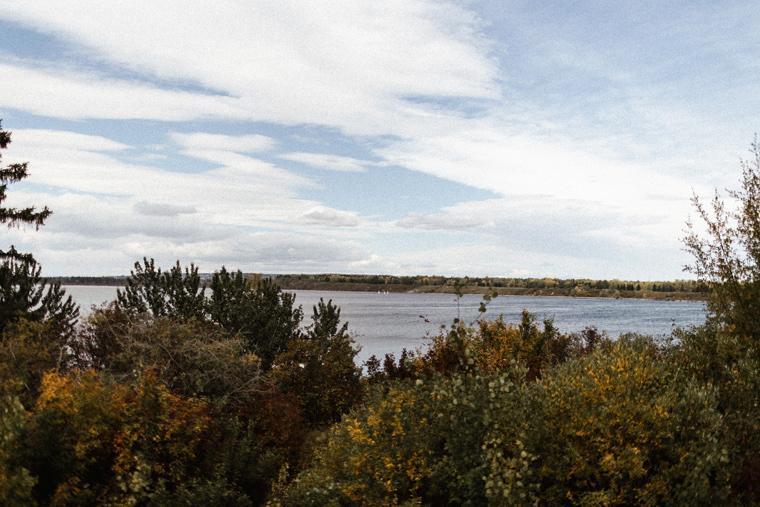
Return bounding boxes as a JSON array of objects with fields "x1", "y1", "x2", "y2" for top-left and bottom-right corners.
[{"x1": 0, "y1": 1, "x2": 757, "y2": 278}]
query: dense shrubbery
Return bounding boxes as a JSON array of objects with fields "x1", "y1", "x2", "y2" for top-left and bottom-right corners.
[
  {"x1": 3, "y1": 266, "x2": 755, "y2": 506},
  {"x1": 22, "y1": 370, "x2": 209, "y2": 505},
  {"x1": 281, "y1": 334, "x2": 744, "y2": 505},
  {"x1": 3, "y1": 269, "x2": 759, "y2": 504},
  {"x1": 1, "y1": 253, "x2": 363, "y2": 503}
]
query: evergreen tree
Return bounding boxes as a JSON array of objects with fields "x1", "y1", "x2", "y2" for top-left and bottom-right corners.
[
  {"x1": 116, "y1": 258, "x2": 206, "y2": 319},
  {"x1": 117, "y1": 261, "x2": 305, "y2": 369},
  {"x1": 0, "y1": 121, "x2": 78, "y2": 337},
  {"x1": 0, "y1": 123, "x2": 50, "y2": 246},
  {"x1": 209, "y1": 267, "x2": 303, "y2": 370},
  {"x1": 273, "y1": 298, "x2": 361, "y2": 425}
]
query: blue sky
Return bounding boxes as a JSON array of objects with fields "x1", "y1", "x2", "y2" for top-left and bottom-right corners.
[{"x1": 0, "y1": 1, "x2": 757, "y2": 278}]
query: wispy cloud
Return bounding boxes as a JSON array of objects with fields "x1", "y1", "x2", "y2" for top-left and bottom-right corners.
[
  {"x1": 0, "y1": 1, "x2": 499, "y2": 134},
  {"x1": 0, "y1": 63, "x2": 247, "y2": 121}
]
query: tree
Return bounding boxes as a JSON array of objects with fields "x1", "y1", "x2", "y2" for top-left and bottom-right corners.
[
  {"x1": 0, "y1": 319, "x2": 71, "y2": 408},
  {"x1": 0, "y1": 123, "x2": 50, "y2": 243},
  {"x1": 0, "y1": 395, "x2": 35, "y2": 505},
  {"x1": 0, "y1": 121, "x2": 78, "y2": 337},
  {"x1": 117, "y1": 261, "x2": 305, "y2": 370},
  {"x1": 682, "y1": 138, "x2": 760, "y2": 503},
  {"x1": 272, "y1": 299, "x2": 362, "y2": 426},
  {"x1": 684, "y1": 137, "x2": 760, "y2": 339},
  {"x1": 209, "y1": 267, "x2": 303, "y2": 370},
  {"x1": 116, "y1": 258, "x2": 206, "y2": 319}
]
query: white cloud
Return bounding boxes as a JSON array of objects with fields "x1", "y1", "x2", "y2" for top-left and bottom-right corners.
[
  {"x1": 133, "y1": 201, "x2": 197, "y2": 217},
  {"x1": 5, "y1": 128, "x2": 129, "y2": 152},
  {"x1": 377, "y1": 120, "x2": 696, "y2": 206},
  {"x1": 2, "y1": 129, "x2": 323, "y2": 233},
  {"x1": 302, "y1": 206, "x2": 361, "y2": 227},
  {"x1": 6, "y1": 224, "x2": 381, "y2": 275},
  {"x1": 170, "y1": 132, "x2": 275, "y2": 152},
  {"x1": 4, "y1": 129, "x2": 309, "y2": 209},
  {"x1": 394, "y1": 196, "x2": 684, "y2": 268},
  {"x1": 279, "y1": 152, "x2": 369, "y2": 172},
  {"x1": 178, "y1": 148, "x2": 314, "y2": 190}
]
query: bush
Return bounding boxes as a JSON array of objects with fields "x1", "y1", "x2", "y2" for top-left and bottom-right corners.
[
  {"x1": 149, "y1": 475, "x2": 254, "y2": 506},
  {"x1": 20, "y1": 370, "x2": 210, "y2": 505},
  {"x1": 196, "y1": 407, "x2": 301, "y2": 505},
  {"x1": 116, "y1": 261, "x2": 305, "y2": 370},
  {"x1": 279, "y1": 381, "x2": 437, "y2": 505},
  {"x1": 79, "y1": 314, "x2": 261, "y2": 402},
  {"x1": 369, "y1": 311, "x2": 608, "y2": 381},
  {"x1": 284, "y1": 338, "x2": 733, "y2": 505},
  {"x1": 674, "y1": 324, "x2": 760, "y2": 503},
  {"x1": 0, "y1": 396, "x2": 35, "y2": 505},
  {"x1": 67, "y1": 302, "x2": 132, "y2": 371},
  {"x1": 0, "y1": 319, "x2": 68, "y2": 407},
  {"x1": 538, "y1": 338, "x2": 730, "y2": 505},
  {"x1": 684, "y1": 137, "x2": 760, "y2": 339},
  {"x1": 280, "y1": 366, "x2": 541, "y2": 505}
]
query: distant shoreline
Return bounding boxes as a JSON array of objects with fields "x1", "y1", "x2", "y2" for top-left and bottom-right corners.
[
  {"x1": 274, "y1": 281, "x2": 707, "y2": 301},
  {"x1": 49, "y1": 275, "x2": 709, "y2": 301}
]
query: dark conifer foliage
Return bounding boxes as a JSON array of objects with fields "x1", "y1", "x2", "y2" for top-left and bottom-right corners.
[
  {"x1": 208, "y1": 268, "x2": 303, "y2": 369},
  {"x1": 0, "y1": 123, "x2": 51, "y2": 239},
  {"x1": 272, "y1": 298, "x2": 361, "y2": 425},
  {"x1": 0, "y1": 251, "x2": 79, "y2": 338},
  {"x1": 118, "y1": 261, "x2": 305, "y2": 369},
  {"x1": 116, "y1": 258, "x2": 206, "y2": 319},
  {"x1": 0, "y1": 121, "x2": 78, "y2": 336},
  {"x1": 305, "y1": 297, "x2": 348, "y2": 341}
]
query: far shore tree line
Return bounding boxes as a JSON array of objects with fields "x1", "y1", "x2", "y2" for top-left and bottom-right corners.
[
  {"x1": 271, "y1": 273, "x2": 709, "y2": 298},
  {"x1": 1, "y1": 120, "x2": 759, "y2": 505},
  {"x1": 47, "y1": 273, "x2": 709, "y2": 300}
]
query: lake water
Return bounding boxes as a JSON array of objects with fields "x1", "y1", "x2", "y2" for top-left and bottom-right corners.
[{"x1": 65, "y1": 286, "x2": 707, "y2": 364}]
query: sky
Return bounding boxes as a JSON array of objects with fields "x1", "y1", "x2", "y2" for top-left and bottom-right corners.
[{"x1": 0, "y1": 0, "x2": 758, "y2": 279}]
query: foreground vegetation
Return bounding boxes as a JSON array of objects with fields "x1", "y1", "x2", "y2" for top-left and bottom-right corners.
[{"x1": 1, "y1": 122, "x2": 759, "y2": 505}]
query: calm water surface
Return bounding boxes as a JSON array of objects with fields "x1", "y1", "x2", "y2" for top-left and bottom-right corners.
[{"x1": 65, "y1": 286, "x2": 707, "y2": 364}]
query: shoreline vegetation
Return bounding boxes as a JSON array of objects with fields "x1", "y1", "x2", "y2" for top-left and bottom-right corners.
[{"x1": 47, "y1": 273, "x2": 709, "y2": 301}]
